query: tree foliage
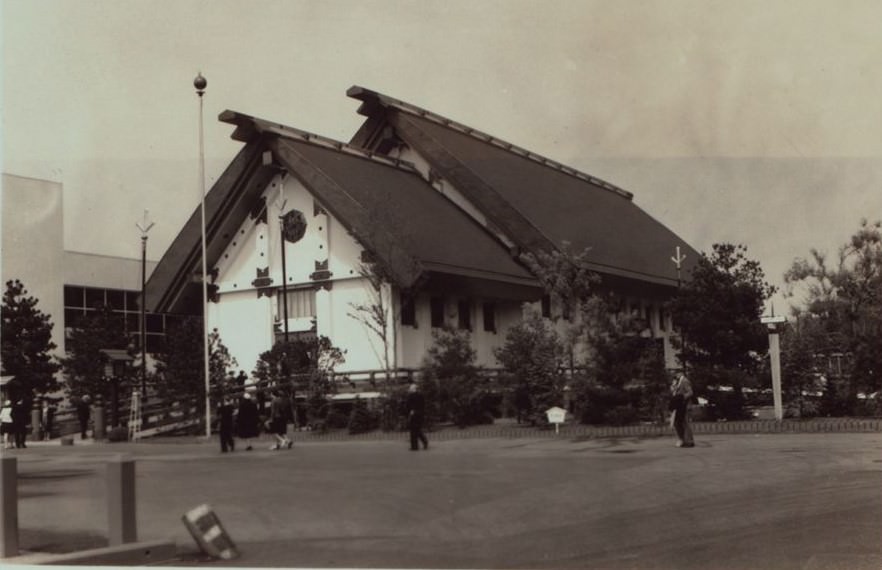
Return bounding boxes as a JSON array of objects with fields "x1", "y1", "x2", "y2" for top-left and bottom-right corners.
[
  {"x1": 59, "y1": 303, "x2": 133, "y2": 400},
  {"x1": 421, "y1": 328, "x2": 495, "y2": 427},
  {"x1": 494, "y1": 309, "x2": 566, "y2": 423},
  {"x1": 1, "y1": 279, "x2": 60, "y2": 398},
  {"x1": 784, "y1": 219, "x2": 882, "y2": 412},
  {"x1": 153, "y1": 316, "x2": 203, "y2": 400},
  {"x1": 669, "y1": 243, "x2": 775, "y2": 380}
]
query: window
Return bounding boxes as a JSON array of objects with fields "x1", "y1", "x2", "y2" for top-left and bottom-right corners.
[
  {"x1": 430, "y1": 297, "x2": 445, "y2": 328},
  {"x1": 85, "y1": 288, "x2": 105, "y2": 309},
  {"x1": 458, "y1": 300, "x2": 471, "y2": 331},
  {"x1": 482, "y1": 302, "x2": 496, "y2": 333},
  {"x1": 277, "y1": 288, "x2": 316, "y2": 320},
  {"x1": 541, "y1": 294, "x2": 551, "y2": 318},
  {"x1": 64, "y1": 286, "x2": 85, "y2": 308},
  {"x1": 400, "y1": 295, "x2": 416, "y2": 327},
  {"x1": 106, "y1": 289, "x2": 125, "y2": 311}
]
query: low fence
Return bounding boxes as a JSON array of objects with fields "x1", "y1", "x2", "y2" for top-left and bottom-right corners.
[{"x1": 286, "y1": 417, "x2": 882, "y2": 442}]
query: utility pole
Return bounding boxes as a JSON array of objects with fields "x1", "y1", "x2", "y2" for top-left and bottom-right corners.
[{"x1": 136, "y1": 210, "x2": 155, "y2": 397}]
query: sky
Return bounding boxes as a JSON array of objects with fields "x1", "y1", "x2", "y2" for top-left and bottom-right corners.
[{"x1": 3, "y1": 0, "x2": 881, "y2": 314}]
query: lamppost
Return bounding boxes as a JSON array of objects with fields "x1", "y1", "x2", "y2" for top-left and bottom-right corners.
[
  {"x1": 194, "y1": 72, "x2": 211, "y2": 437},
  {"x1": 136, "y1": 210, "x2": 154, "y2": 397}
]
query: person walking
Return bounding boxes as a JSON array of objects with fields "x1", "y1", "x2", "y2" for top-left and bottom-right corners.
[
  {"x1": 268, "y1": 390, "x2": 292, "y2": 450},
  {"x1": 76, "y1": 395, "x2": 92, "y2": 439},
  {"x1": 41, "y1": 399, "x2": 56, "y2": 440},
  {"x1": 11, "y1": 397, "x2": 29, "y2": 449},
  {"x1": 217, "y1": 396, "x2": 236, "y2": 453},
  {"x1": 0, "y1": 398, "x2": 14, "y2": 449},
  {"x1": 405, "y1": 382, "x2": 428, "y2": 451},
  {"x1": 670, "y1": 372, "x2": 695, "y2": 448},
  {"x1": 236, "y1": 392, "x2": 260, "y2": 451}
]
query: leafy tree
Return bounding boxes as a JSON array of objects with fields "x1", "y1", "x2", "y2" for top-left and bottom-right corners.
[
  {"x1": 1, "y1": 279, "x2": 60, "y2": 398},
  {"x1": 668, "y1": 243, "x2": 775, "y2": 417},
  {"x1": 208, "y1": 329, "x2": 238, "y2": 400},
  {"x1": 422, "y1": 327, "x2": 494, "y2": 427},
  {"x1": 153, "y1": 316, "x2": 204, "y2": 400},
  {"x1": 494, "y1": 308, "x2": 566, "y2": 424},
  {"x1": 59, "y1": 303, "x2": 133, "y2": 400},
  {"x1": 780, "y1": 320, "x2": 824, "y2": 418},
  {"x1": 253, "y1": 336, "x2": 345, "y2": 426},
  {"x1": 520, "y1": 242, "x2": 600, "y2": 371},
  {"x1": 784, "y1": 219, "x2": 882, "y2": 413}
]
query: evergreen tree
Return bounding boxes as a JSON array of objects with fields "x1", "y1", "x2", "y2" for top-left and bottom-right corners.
[
  {"x1": 58, "y1": 303, "x2": 132, "y2": 399},
  {"x1": 153, "y1": 316, "x2": 204, "y2": 400},
  {"x1": 668, "y1": 243, "x2": 775, "y2": 418},
  {"x1": 0, "y1": 279, "x2": 60, "y2": 398}
]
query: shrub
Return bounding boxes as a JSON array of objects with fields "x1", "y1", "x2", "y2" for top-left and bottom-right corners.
[
  {"x1": 575, "y1": 383, "x2": 630, "y2": 425},
  {"x1": 422, "y1": 328, "x2": 495, "y2": 428},
  {"x1": 604, "y1": 405, "x2": 639, "y2": 426},
  {"x1": 348, "y1": 397, "x2": 379, "y2": 434},
  {"x1": 107, "y1": 426, "x2": 128, "y2": 442}
]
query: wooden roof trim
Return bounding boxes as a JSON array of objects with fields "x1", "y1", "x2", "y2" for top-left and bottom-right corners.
[
  {"x1": 347, "y1": 85, "x2": 633, "y2": 200},
  {"x1": 219, "y1": 109, "x2": 419, "y2": 174}
]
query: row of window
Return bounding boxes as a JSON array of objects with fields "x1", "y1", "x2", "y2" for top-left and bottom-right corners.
[
  {"x1": 63, "y1": 285, "x2": 172, "y2": 352},
  {"x1": 402, "y1": 297, "x2": 497, "y2": 333}
]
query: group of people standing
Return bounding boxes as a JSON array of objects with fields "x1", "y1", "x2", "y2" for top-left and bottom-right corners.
[
  {"x1": 215, "y1": 389, "x2": 293, "y2": 453},
  {"x1": 214, "y1": 383, "x2": 431, "y2": 453},
  {"x1": 1, "y1": 396, "x2": 30, "y2": 449}
]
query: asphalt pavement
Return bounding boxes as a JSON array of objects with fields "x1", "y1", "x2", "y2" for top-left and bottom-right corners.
[{"x1": 6, "y1": 430, "x2": 882, "y2": 569}]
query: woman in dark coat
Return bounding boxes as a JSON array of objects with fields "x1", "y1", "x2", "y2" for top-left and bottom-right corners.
[
  {"x1": 236, "y1": 392, "x2": 260, "y2": 451},
  {"x1": 11, "y1": 398, "x2": 29, "y2": 449}
]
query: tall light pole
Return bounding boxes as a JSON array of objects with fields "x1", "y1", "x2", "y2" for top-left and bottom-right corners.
[
  {"x1": 136, "y1": 210, "x2": 155, "y2": 398},
  {"x1": 195, "y1": 72, "x2": 211, "y2": 437}
]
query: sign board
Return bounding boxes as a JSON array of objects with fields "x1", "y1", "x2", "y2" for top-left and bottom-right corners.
[
  {"x1": 545, "y1": 406, "x2": 567, "y2": 433},
  {"x1": 760, "y1": 315, "x2": 786, "y2": 325}
]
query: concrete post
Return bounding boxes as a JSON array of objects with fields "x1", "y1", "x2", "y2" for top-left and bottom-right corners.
[
  {"x1": 770, "y1": 331, "x2": 783, "y2": 421},
  {"x1": 31, "y1": 400, "x2": 42, "y2": 440},
  {"x1": 107, "y1": 455, "x2": 137, "y2": 545},
  {"x1": 0, "y1": 456, "x2": 19, "y2": 558},
  {"x1": 94, "y1": 396, "x2": 106, "y2": 440}
]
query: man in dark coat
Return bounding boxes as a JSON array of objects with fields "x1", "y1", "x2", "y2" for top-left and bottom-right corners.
[
  {"x1": 11, "y1": 397, "x2": 31, "y2": 449},
  {"x1": 405, "y1": 382, "x2": 428, "y2": 451},
  {"x1": 217, "y1": 397, "x2": 236, "y2": 453},
  {"x1": 236, "y1": 392, "x2": 260, "y2": 451},
  {"x1": 76, "y1": 395, "x2": 92, "y2": 439}
]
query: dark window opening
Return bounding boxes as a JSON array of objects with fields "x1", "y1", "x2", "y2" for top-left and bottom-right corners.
[
  {"x1": 106, "y1": 289, "x2": 125, "y2": 310},
  {"x1": 430, "y1": 297, "x2": 445, "y2": 328},
  {"x1": 85, "y1": 288, "x2": 105, "y2": 309},
  {"x1": 458, "y1": 300, "x2": 471, "y2": 331},
  {"x1": 541, "y1": 294, "x2": 551, "y2": 318},
  {"x1": 64, "y1": 286, "x2": 85, "y2": 308},
  {"x1": 483, "y1": 302, "x2": 496, "y2": 333},
  {"x1": 400, "y1": 295, "x2": 416, "y2": 327}
]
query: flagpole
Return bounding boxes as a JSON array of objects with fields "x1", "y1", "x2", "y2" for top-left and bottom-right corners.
[{"x1": 194, "y1": 72, "x2": 211, "y2": 437}]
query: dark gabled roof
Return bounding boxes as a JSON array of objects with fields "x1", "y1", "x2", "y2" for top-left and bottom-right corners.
[
  {"x1": 347, "y1": 86, "x2": 699, "y2": 288},
  {"x1": 145, "y1": 111, "x2": 538, "y2": 314}
]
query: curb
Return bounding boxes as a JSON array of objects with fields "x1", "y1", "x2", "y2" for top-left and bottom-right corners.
[{"x1": 2, "y1": 539, "x2": 177, "y2": 566}]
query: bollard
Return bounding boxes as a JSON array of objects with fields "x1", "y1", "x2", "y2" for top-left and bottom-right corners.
[
  {"x1": 94, "y1": 396, "x2": 106, "y2": 440},
  {"x1": 0, "y1": 456, "x2": 18, "y2": 558},
  {"x1": 182, "y1": 504, "x2": 239, "y2": 560},
  {"x1": 31, "y1": 400, "x2": 42, "y2": 441},
  {"x1": 107, "y1": 455, "x2": 137, "y2": 545}
]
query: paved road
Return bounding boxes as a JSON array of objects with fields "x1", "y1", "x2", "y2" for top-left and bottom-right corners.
[{"x1": 8, "y1": 432, "x2": 882, "y2": 569}]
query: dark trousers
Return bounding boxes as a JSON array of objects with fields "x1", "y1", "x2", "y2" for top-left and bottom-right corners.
[
  {"x1": 14, "y1": 424, "x2": 27, "y2": 448},
  {"x1": 79, "y1": 418, "x2": 89, "y2": 439},
  {"x1": 220, "y1": 427, "x2": 235, "y2": 452},
  {"x1": 409, "y1": 420, "x2": 428, "y2": 450},
  {"x1": 673, "y1": 405, "x2": 694, "y2": 446}
]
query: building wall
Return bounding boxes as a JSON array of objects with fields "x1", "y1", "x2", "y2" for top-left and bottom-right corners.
[
  {"x1": 1, "y1": 174, "x2": 65, "y2": 357},
  {"x1": 1, "y1": 174, "x2": 159, "y2": 366}
]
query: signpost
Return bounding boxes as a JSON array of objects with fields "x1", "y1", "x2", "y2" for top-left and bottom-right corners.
[
  {"x1": 761, "y1": 314, "x2": 787, "y2": 421},
  {"x1": 545, "y1": 406, "x2": 567, "y2": 434}
]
